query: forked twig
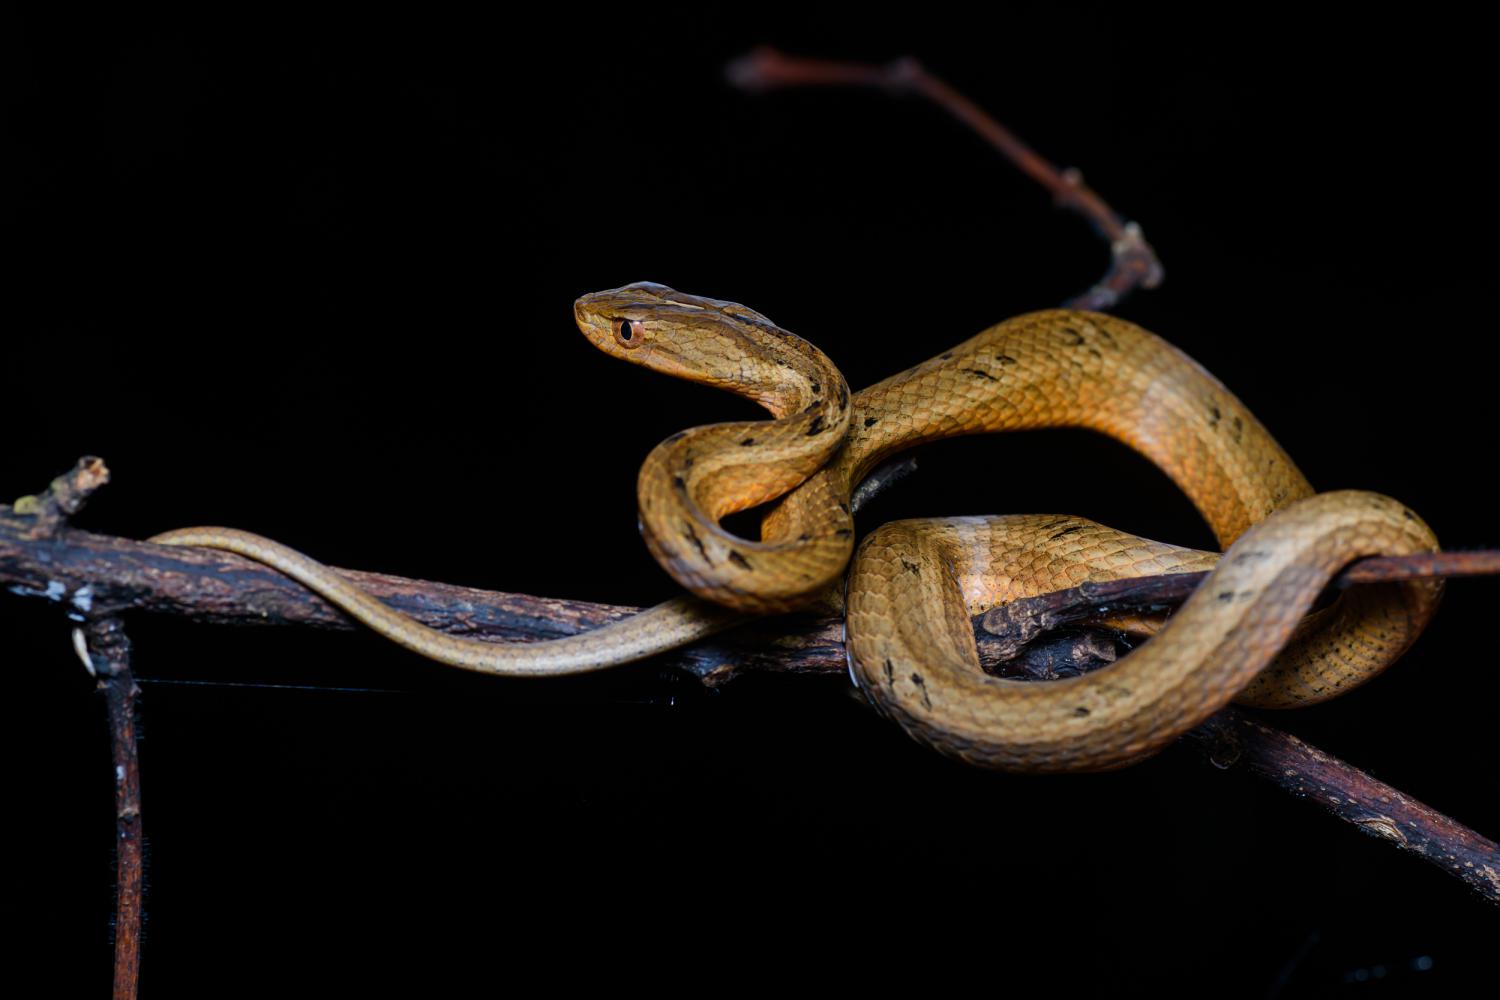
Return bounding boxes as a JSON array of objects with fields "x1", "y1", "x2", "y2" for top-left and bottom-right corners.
[{"x1": 15, "y1": 459, "x2": 143, "y2": 999}]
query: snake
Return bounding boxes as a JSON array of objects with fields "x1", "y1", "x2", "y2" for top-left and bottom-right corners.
[{"x1": 149, "y1": 282, "x2": 1441, "y2": 770}]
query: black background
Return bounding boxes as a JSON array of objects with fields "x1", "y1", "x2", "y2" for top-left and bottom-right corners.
[{"x1": 6, "y1": 9, "x2": 1498, "y2": 997}]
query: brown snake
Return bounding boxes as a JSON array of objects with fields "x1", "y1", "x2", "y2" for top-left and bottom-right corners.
[{"x1": 150, "y1": 282, "x2": 1441, "y2": 771}]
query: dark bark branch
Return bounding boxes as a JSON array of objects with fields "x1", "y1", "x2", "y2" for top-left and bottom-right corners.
[
  {"x1": 0, "y1": 505, "x2": 845, "y2": 686},
  {"x1": 82, "y1": 617, "x2": 143, "y2": 1000},
  {"x1": 10, "y1": 459, "x2": 145, "y2": 996},
  {"x1": 9, "y1": 458, "x2": 1500, "y2": 916},
  {"x1": 9, "y1": 484, "x2": 1486, "y2": 687},
  {"x1": 724, "y1": 47, "x2": 1164, "y2": 310},
  {"x1": 1187, "y1": 709, "x2": 1500, "y2": 903},
  {"x1": 975, "y1": 551, "x2": 1500, "y2": 664}
]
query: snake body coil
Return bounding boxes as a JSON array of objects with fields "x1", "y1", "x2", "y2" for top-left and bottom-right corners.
[{"x1": 152, "y1": 283, "x2": 1441, "y2": 770}]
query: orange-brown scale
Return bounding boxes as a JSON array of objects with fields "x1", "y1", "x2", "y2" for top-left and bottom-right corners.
[
  {"x1": 146, "y1": 292, "x2": 1443, "y2": 761},
  {"x1": 575, "y1": 282, "x2": 853, "y2": 611}
]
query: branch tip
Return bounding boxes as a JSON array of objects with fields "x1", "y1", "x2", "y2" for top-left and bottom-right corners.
[{"x1": 11, "y1": 455, "x2": 111, "y2": 538}]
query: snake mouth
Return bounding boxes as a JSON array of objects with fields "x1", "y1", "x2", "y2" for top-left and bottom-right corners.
[{"x1": 572, "y1": 297, "x2": 620, "y2": 355}]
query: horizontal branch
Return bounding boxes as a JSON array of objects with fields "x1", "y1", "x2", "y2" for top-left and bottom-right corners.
[
  {"x1": 5, "y1": 459, "x2": 1499, "y2": 904},
  {"x1": 977, "y1": 552, "x2": 1500, "y2": 665},
  {"x1": 0, "y1": 504, "x2": 843, "y2": 687}
]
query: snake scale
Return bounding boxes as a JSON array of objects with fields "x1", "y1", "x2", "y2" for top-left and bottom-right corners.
[{"x1": 150, "y1": 281, "x2": 1441, "y2": 771}]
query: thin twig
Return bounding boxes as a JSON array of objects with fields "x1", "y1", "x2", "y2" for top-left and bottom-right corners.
[
  {"x1": 975, "y1": 551, "x2": 1500, "y2": 663},
  {"x1": 725, "y1": 47, "x2": 1164, "y2": 310},
  {"x1": 82, "y1": 617, "x2": 142, "y2": 1000}
]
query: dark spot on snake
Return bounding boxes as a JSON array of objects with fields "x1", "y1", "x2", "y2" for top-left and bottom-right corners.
[
  {"x1": 1218, "y1": 591, "x2": 1235, "y2": 602},
  {"x1": 1048, "y1": 525, "x2": 1086, "y2": 540},
  {"x1": 1096, "y1": 327, "x2": 1117, "y2": 348},
  {"x1": 1231, "y1": 416, "x2": 1243, "y2": 442},
  {"x1": 910, "y1": 672, "x2": 932, "y2": 708},
  {"x1": 1060, "y1": 325, "x2": 1085, "y2": 345},
  {"x1": 964, "y1": 368, "x2": 998, "y2": 382},
  {"x1": 1073, "y1": 706, "x2": 1090, "y2": 717},
  {"x1": 1087, "y1": 347, "x2": 1102, "y2": 360},
  {"x1": 838, "y1": 502, "x2": 850, "y2": 514},
  {"x1": 835, "y1": 528, "x2": 853, "y2": 538},
  {"x1": 1208, "y1": 405, "x2": 1221, "y2": 427},
  {"x1": 806, "y1": 415, "x2": 826, "y2": 436},
  {"x1": 901, "y1": 559, "x2": 921, "y2": 575},
  {"x1": 672, "y1": 475, "x2": 687, "y2": 491},
  {"x1": 1403, "y1": 508, "x2": 1416, "y2": 521},
  {"x1": 741, "y1": 438, "x2": 756, "y2": 446},
  {"x1": 799, "y1": 533, "x2": 811, "y2": 542},
  {"x1": 883, "y1": 659, "x2": 895, "y2": 685},
  {"x1": 838, "y1": 383, "x2": 849, "y2": 409},
  {"x1": 810, "y1": 380, "x2": 821, "y2": 394},
  {"x1": 994, "y1": 354, "x2": 1017, "y2": 365},
  {"x1": 682, "y1": 455, "x2": 694, "y2": 468},
  {"x1": 941, "y1": 352, "x2": 953, "y2": 360},
  {"x1": 682, "y1": 523, "x2": 711, "y2": 563},
  {"x1": 728, "y1": 551, "x2": 753, "y2": 571},
  {"x1": 863, "y1": 416, "x2": 879, "y2": 427}
]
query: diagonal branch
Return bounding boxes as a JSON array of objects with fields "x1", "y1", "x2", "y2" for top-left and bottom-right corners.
[{"x1": 725, "y1": 47, "x2": 1164, "y2": 310}]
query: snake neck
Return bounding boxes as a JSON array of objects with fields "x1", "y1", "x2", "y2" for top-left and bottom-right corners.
[{"x1": 634, "y1": 318, "x2": 855, "y2": 612}]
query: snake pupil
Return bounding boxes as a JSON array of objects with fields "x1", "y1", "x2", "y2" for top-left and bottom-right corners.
[{"x1": 614, "y1": 319, "x2": 641, "y2": 348}]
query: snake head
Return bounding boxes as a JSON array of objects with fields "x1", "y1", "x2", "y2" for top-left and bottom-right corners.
[{"x1": 573, "y1": 281, "x2": 784, "y2": 390}]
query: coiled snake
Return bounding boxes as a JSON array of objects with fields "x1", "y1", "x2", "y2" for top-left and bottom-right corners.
[{"x1": 150, "y1": 281, "x2": 1441, "y2": 771}]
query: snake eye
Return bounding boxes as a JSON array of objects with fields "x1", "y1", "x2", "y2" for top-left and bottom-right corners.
[{"x1": 613, "y1": 318, "x2": 643, "y2": 349}]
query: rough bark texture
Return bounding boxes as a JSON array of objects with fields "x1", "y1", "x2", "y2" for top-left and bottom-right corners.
[
  {"x1": 84, "y1": 617, "x2": 143, "y2": 1000},
  {"x1": 6, "y1": 466, "x2": 1500, "y2": 908},
  {"x1": 1188, "y1": 710, "x2": 1500, "y2": 902}
]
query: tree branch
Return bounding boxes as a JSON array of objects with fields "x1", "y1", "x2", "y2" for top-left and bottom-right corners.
[
  {"x1": 6, "y1": 459, "x2": 1499, "y2": 905},
  {"x1": 82, "y1": 617, "x2": 142, "y2": 1000},
  {"x1": 12, "y1": 458, "x2": 144, "y2": 998},
  {"x1": 1187, "y1": 709, "x2": 1500, "y2": 902}
]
